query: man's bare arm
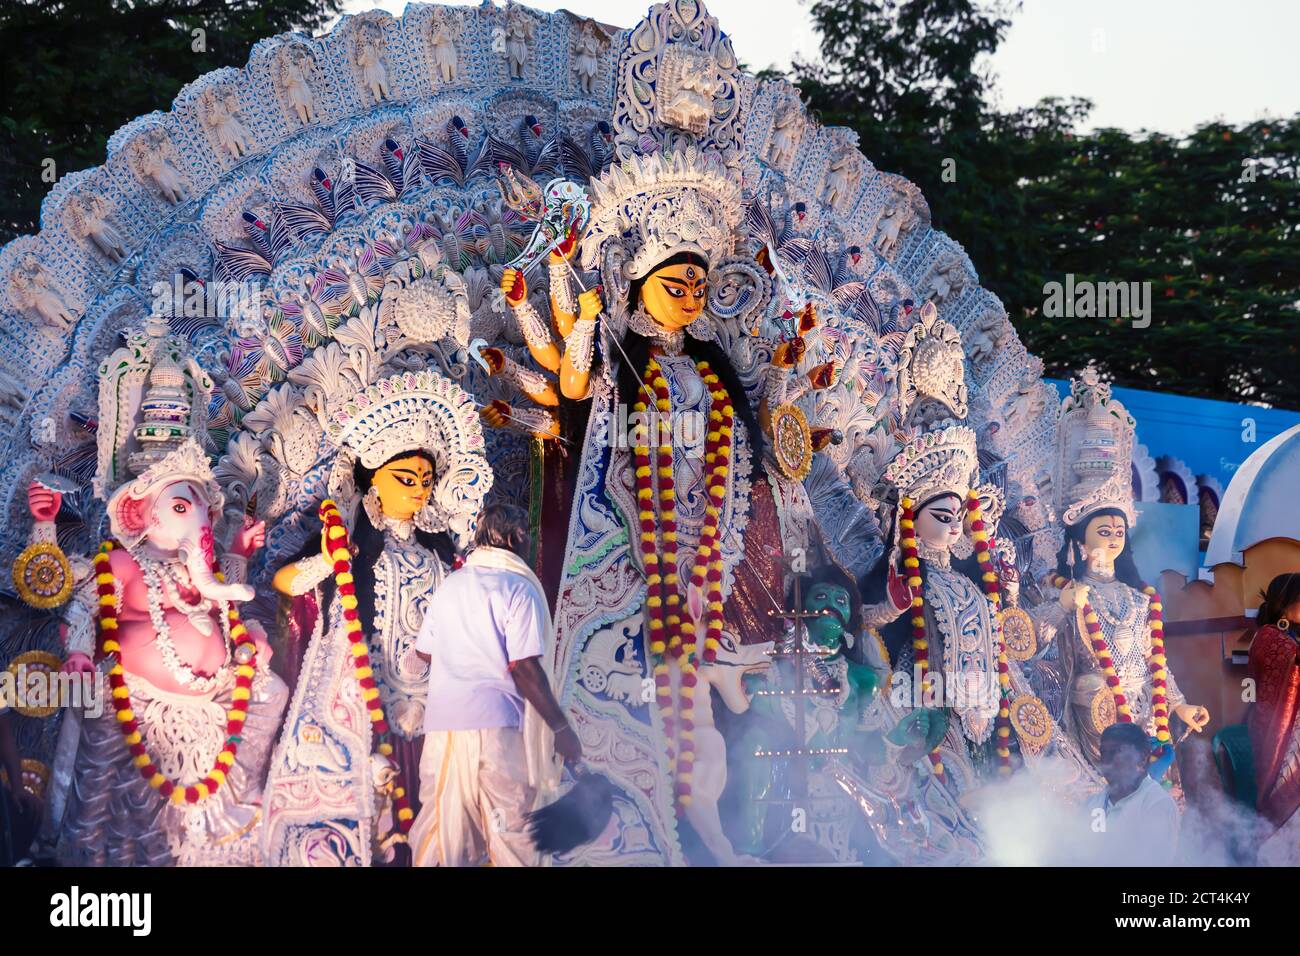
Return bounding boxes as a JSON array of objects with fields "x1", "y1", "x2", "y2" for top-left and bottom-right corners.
[{"x1": 509, "y1": 656, "x2": 582, "y2": 763}]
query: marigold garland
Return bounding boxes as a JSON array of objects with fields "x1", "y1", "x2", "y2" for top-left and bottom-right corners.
[
  {"x1": 633, "y1": 357, "x2": 733, "y2": 808},
  {"x1": 94, "y1": 541, "x2": 257, "y2": 807},
  {"x1": 898, "y1": 497, "x2": 945, "y2": 783},
  {"x1": 1049, "y1": 571, "x2": 1172, "y2": 757},
  {"x1": 318, "y1": 499, "x2": 414, "y2": 832},
  {"x1": 965, "y1": 491, "x2": 1013, "y2": 775}
]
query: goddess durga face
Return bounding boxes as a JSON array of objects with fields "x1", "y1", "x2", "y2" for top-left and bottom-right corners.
[{"x1": 640, "y1": 258, "x2": 708, "y2": 331}]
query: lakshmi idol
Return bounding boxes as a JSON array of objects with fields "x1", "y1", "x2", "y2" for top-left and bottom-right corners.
[
  {"x1": 262, "y1": 369, "x2": 491, "y2": 866},
  {"x1": 861, "y1": 422, "x2": 1025, "y2": 783},
  {"x1": 1038, "y1": 367, "x2": 1209, "y2": 773},
  {"x1": 13, "y1": 316, "x2": 288, "y2": 866},
  {"x1": 486, "y1": 147, "x2": 828, "y2": 864}
]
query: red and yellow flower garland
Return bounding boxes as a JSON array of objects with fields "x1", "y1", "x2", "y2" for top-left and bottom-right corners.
[
  {"x1": 897, "y1": 497, "x2": 945, "y2": 783},
  {"x1": 94, "y1": 541, "x2": 257, "y2": 806},
  {"x1": 965, "y1": 492, "x2": 1013, "y2": 774},
  {"x1": 897, "y1": 494, "x2": 1016, "y2": 782},
  {"x1": 1143, "y1": 585, "x2": 1174, "y2": 749},
  {"x1": 633, "y1": 357, "x2": 733, "y2": 808},
  {"x1": 319, "y1": 499, "x2": 414, "y2": 832},
  {"x1": 1049, "y1": 571, "x2": 1173, "y2": 752}
]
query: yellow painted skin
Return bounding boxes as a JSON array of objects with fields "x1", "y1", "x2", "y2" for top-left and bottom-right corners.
[
  {"x1": 489, "y1": 257, "x2": 711, "y2": 434},
  {"x1": 369, "y1": 454, "x2": 434, "y2": 520},
  {"x1": 272, "y1": 454, "x2": 434, "y2": 596},
  {"x1": 637, "y1": 261, "x2": 707, "y2": 331}
]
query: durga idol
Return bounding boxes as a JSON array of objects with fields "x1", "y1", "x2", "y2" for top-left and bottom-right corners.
[{"x1": 488, "y1": 147, "x2": 830, "y2": 864}]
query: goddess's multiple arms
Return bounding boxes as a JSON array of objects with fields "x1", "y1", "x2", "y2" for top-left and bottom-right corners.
[{"x1": 485, "y1": 234, "x2": 603, "y2": 439}]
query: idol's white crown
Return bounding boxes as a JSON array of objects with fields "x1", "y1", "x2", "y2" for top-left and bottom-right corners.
[
  {"x1": 883, "y1": 424, "x2": 979, "y2": 507},
  {"x1": 324, "y1": 369, "x2": 492, "y2": 544},
  {"x1": 581, "y1": 145, "x2": 743, "y2": 279},
  {"x1": 325, "y1": 368, "x2": 485, "y2": 469},
  {"x1": 1054, "y1": 365, "x2": 1136, "y2": 527}
]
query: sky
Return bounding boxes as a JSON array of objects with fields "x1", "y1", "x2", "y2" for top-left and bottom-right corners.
[{"x1": 338, "y1": 0, "x2": 1300, "y2": 135}]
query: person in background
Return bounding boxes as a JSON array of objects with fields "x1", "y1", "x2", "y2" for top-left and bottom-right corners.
[
  {"x1": 1082, "y1": 721, "x2": 1180, "y2": 865},
  {"x1": 1246, "y1": 572, "x2": 1300, "y2": 864},
  {"x1": 409, "y1": 503, "x2": 581, "y2": 866},
  {"x1": 1, "y1": 699, "x2": 42, "y2": 866}
]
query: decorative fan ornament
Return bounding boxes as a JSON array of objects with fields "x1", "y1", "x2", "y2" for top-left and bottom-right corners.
[
  {"x1": 998, "y1": 606, "x2": 1037, "y2": 662},
  {"x1": 1090, "y1": 684, "x2": 1119, "y2": 732},
  {"x1": 11, "y1": 542, "x2": 73, "y2": 609},
  {"x1": 1009, "y1": 694, "x2": 1053, "y2": 755},
  {"x1": 6, "y1": 651, "x2": 65, "y2": 717},
  {"x1": 770, "y1": 402, "x2": 813, "y2": 481}
]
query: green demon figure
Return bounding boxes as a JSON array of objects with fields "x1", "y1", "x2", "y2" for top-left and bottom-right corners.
[{"x1": 723, "y1": 566, "x2": 898, "y2": 860}]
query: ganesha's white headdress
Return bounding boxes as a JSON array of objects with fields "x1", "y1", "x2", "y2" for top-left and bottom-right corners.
[
  {"x1": 94, "y1": 314, "x2": 213, "y2": 501},
  {"x1": 91, "y1": 313, "x2": 221, "y2": 547},
  {"x1": 580, "y1": 145, "x2": 743, "y2": 280},
  {"x1": 1054, "y1": 364, "x2": 1137, "y2": 527},
  {"x1": 324, "y1": 369, "x2": 491, "y2": 547},
  {"x1": 882, "y1": 424, "x2": 979, "y2": 511}
]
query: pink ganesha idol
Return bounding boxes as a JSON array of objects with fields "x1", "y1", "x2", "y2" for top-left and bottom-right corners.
[{"x1": 18, "y1": 317, "x2": 287, "y2": 865}]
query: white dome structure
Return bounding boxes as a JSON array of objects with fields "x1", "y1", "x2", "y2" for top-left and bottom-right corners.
[{"x1": 1204, "y1": 424, "x2": 1300, "y2": 567}]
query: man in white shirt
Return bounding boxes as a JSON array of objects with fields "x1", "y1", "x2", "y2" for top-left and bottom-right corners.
[
  {"x1": 409, "y1": 503, "x2": 581, "y2": 866},
  {"x1": 1082, "y1": 721, "x2": 1180, "y2": 865}
]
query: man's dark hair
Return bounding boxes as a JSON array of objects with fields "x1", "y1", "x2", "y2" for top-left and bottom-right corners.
[
  {"x1": 474, "y1": 502, "x2": 531, "y2": 558},
  {"x1": 1100, "y1": 721, "x2": 1150, "y2": 757}
]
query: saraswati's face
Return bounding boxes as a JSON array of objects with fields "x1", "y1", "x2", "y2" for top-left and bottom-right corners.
[
  {"x1": 372, "y1": 454, "x2": 435, "y2": 521},
  {"x1": 640, "y1": 261, "x2": 708, "y2": 331}
]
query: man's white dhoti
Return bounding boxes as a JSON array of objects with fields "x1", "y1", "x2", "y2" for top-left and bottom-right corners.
[{"x1": 411, "y1": 726, "x2": 540, "y2": 867}]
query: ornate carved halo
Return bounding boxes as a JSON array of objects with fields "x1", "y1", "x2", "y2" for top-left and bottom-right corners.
[{"x1": 896, "y1": 301, "x2": 968, "y2": 424}]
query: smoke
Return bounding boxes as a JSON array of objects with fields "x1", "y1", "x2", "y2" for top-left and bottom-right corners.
[
  {"x1": 971, "y1": 739, "x2": 1285, "y2": 866},
  {"x1": 972, "y1": 756, "x2": 1106, "y2": 866},
  {"x1": 1175, "y1": 739, "x2": 1280, "y2": 866}
]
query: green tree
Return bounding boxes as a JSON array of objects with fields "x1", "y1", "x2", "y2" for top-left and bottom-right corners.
[
  {"x1": 1020, "y1": 118, "x2": 1300, "y2": 406},
  {"x1": 793, "y1": 0, "x2": 1300, "y2": 408},
  {"x1": 0, "y1": 0, "x2": 342, "y2": 243}
]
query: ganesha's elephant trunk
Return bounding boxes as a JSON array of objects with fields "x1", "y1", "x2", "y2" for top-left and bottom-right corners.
[{"x1": 180, "y1": 540, "x2": 254, "y2": 604}]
